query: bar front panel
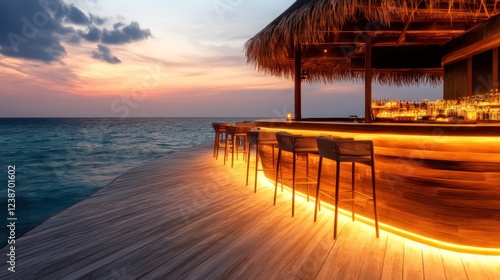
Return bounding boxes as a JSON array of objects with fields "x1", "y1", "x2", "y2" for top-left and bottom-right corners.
[{"x1": 255, "y1": 120, "x2": 500, "y2": 250}]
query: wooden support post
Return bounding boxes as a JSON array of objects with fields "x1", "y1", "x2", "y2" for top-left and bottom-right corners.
[
  {"x1": 294, "y1": 45, "x2": 302, "y2": 121},
  {"x1": 364, "y1": 42, "x2": 372, "y2": 123},
  {"x1": 467, "y1": 57, "x2": 473, "y2": 96},
  {"x1": 493, "y1": 47, "x2": 498, "y2": 90}
]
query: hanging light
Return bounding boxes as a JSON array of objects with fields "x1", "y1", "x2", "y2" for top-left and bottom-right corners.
[
  {"x1": 300, "y1": 70, "x2": 308, "y2": 80},
  {"x1": 356, "y1": 45, "x2": 365, "y2": 54}
]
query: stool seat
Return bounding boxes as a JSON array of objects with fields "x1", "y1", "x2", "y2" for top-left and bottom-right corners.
[
  {"x1": 274, "y1": 132, "x2": 318, "y2": 217},
  {"x1": 315, "y1": 136, "x2": 379, "y2": 239},
  {"x1": 246, "y1": 130, "x2": 277, "y2": 192}
]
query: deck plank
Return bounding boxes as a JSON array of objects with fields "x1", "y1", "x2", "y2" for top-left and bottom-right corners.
[
  {"x1": 279, "y1": 211, "x2": 335, "y2": 279},
  {"x1": 314, "y1": 219, "x2": 360, "y2": 279},
  {"x1": 357, "y1": 230, "x2": 389, "y2": 279},
  {"x1": 403, "y1": 239, "x2": 424, "y2": 280},
  {"x1": 441, "y1": 250, "x2": 468, "y2": 280},
  {"x1": 460, "y1": 254, "x2": 500, "y2": 280},
  {"x1": 0, "y1": 142, "x2": 499, "y2": 279},
  {"x1": 422, "y1": 246, "x2": 446, "y2": 280},
  {"x1": 380, "y1": 234, "x2": 405, "y2": 279}
]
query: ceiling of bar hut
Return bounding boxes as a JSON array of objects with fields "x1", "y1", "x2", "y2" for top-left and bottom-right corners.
[{"x1": 245, "y1": 0, "x2": 500, "y2": 86}]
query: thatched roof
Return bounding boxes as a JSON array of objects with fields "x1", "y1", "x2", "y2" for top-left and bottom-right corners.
[{"x1": 245, "y1": 0, "x2": 500, "y2": 86}]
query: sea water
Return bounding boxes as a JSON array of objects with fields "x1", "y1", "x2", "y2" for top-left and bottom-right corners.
[{"x1": 0, "y1": 117, "x2": 251, "y2": 246}]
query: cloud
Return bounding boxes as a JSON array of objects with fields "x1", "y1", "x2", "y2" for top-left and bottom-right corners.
[
  {"x1": 0, "y1": 0, "x2": 150, "y2": 63},
  {"x1": 89, "y1": 14, "x2": 107, "y2": 26},
  {"x1": 113, "y1": 22, "x2": 124, "y2": 29},
  {"x1": 65, "y1": 4, "x2": 90, "y2": 25},
  {"x1": 80, "y1": 26, "x2": 101, "y2": 42},
  {"x1": 101, "y1": 22, "x2": 151, "y2": 45},
  {"x1": 92, "y1": 44, "x2": 121, "y2": 64},
  {"x1": 79, "y1": 21, "x2": 151, "y2": 45},
  {"x1": 0, "y1": 0, "x2": 68, "y2": 62}
]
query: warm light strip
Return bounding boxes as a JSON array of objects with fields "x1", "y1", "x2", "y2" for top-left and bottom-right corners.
[
  {"x1": 260, "y1": 127, "x2": 500, "y2": 143},
  {"x1": 258, "y1": 174, "x2": 500, "y2": 256}
]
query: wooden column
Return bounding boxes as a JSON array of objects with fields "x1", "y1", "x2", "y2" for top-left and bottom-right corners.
[
  {"x1": 467, "y1": 57, "x2": 473, "y2": 96},
  {"x1": 364, "y1": 42, "x2": 372, "y2": 123},
  {"x1": 294, "y1": 45, "x2": 302, "y2": 120},
  {"x1": 493, "y1": 47, "x2": 498, "y2": 90}
]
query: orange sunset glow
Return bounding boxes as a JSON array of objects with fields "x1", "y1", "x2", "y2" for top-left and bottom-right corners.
[
  {"x1": 0, "y1": 0, "x2": 441, "y2": 118},
  {"x1": 2, "y1": 1, "x2": 500, "y2": 278}
]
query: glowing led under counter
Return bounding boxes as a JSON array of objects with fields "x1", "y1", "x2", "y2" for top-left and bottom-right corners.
[{"x1": 254, "y1": 119, "x2": 500, "y2": 254}]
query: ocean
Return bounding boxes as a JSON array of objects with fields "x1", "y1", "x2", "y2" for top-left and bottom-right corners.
[{"x1": 0, "y1": 117, "x2": 251, "y2": 246}]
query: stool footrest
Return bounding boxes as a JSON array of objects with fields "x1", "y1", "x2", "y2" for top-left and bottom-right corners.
[
  {"x1": 337, "y1": 197, "x2": 374, "y2": 203},
  {"x1": 278, "y1": 178, "x2": 317, "y2": 185},
  {"x1": 258, "y1": 168, "x2": 276, "y2": 172},
  {"x1": 317, "y1": 191, "x2": 373, "y2": 201},
  {"x1": 337, "y1": 191, "x2": 373, "y2": 200}
]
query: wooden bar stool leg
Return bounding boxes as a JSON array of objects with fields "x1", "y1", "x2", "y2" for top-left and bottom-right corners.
[
  {"x1": 372, "y1": 159, "x2": 379, "y2": 238},
  {"x1": 224, "y1": 133, "x2": 230, "y2": 165},
  {"x1": 213, "y1": 131, "x2": 218, "y2": 157},
  {"x1": 234, "y1": 135, "x2": 238, "y2": 161},
  {"x1": 334, "y1": 160, "x2": 341, "y2": 239},
  {"x1": 220, "y1": 132, "x2": 226, "y2": 160},
  {"x1": 254, "y1": 144, "x2": 259, "y2": 193},
  {"x1": 246, "y1": 141, "x2": 251, "y2": 186},
  {"x1": 239, "y1": 135, "x2": 244, "y2": 160},
  {"x1": 239, "y1": 136, "x2": 244, "y2": 161},
  {"x1": 274, "y1": 150, "x2": 281, "y2": 205},
  {"x1": 243, "y1": 135, "x2": 248, "y2": 162},
  {"x1": 314, "y1": 156, "x2": 323, "y2": 222},
  {"x1": 271, "y1": 145, "x2": 275, "y2": 168},
  {"x1": 306, "y1": 154, "x2": 310, "y2": 202},
  {"x1": 292, "y1": 153, "x2": 296, "y2": 217},
  {"x1": 280, "y1": 152, "x2": 284, "y2": 192},
  {"x1": 231, "y1": 135, "x2": 236, "y2": 168},
  {"x1": 215, "y1": 132, "x2": 221, "y2": 160},
  {"x1": 352, "y1": 162, "x2": 355, "y2": 222}
]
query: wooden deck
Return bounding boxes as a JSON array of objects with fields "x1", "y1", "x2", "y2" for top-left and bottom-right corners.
[{"x1": 1, "y1": 143, "x2": 499, "y2": 279}]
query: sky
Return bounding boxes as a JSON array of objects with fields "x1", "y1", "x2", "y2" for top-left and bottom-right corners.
[{"x1": 0, "y1": 0, "x2": 442, "y2": 118}]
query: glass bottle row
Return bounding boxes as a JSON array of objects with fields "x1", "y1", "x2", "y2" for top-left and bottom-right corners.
[{"x1": 372, "y1": 95, "x2": 500, "y2": 121}]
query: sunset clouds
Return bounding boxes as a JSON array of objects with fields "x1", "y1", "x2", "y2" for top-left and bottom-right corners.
[
  {"x1": 0, "y1": 0, "x2": 150, "y2": 63},
  {"x1": 0, "y1": 0, "x2": 441, "y2": 118}
]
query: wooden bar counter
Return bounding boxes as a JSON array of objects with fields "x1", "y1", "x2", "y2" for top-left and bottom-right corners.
[{"x1": 254, "y1": 119, "x2": 500, "y2": 253}]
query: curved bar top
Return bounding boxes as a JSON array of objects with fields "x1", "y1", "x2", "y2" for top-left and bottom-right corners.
[
  {"x1": 255, "y1": 119, "x2": 500, "y2": 136},
  {"x1": 254, "y1": 119, "x2": 500, "y2": 254}
]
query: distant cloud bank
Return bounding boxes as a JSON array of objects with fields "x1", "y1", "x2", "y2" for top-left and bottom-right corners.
[{"x1": 0, "y1": 0, "x2": 151, "y2": 64}]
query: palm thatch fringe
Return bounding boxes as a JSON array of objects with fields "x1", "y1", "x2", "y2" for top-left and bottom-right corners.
[
  {"x1": 245, "y1": 0, "x2": 498, "y2": 86},
  {"x1": 251, "y1": 57, "x2": 443, "y2": 86}
]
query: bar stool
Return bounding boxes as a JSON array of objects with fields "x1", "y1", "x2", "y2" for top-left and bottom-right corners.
[
  {"x1": 235, "y1": 122, "x2": 255, "y2": 155},
  {"x1": 224, "y1": 124, "x2": 254, "y2": 167},
  {"x1": 314, "y1": 136, "x2": 353, "y2": 219},
  {"x1": 212, "y1": 122, "x2": 231, "y2": 160},
  {"x1": 315, "y1": 136, "x2": 379, "y2": 239},
  {"x1": 274, "y1": 132, "x2": 318, "y2": 217},
  {"x1": 246, "y1": 130, "x2": 278, "y2": 192}
]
